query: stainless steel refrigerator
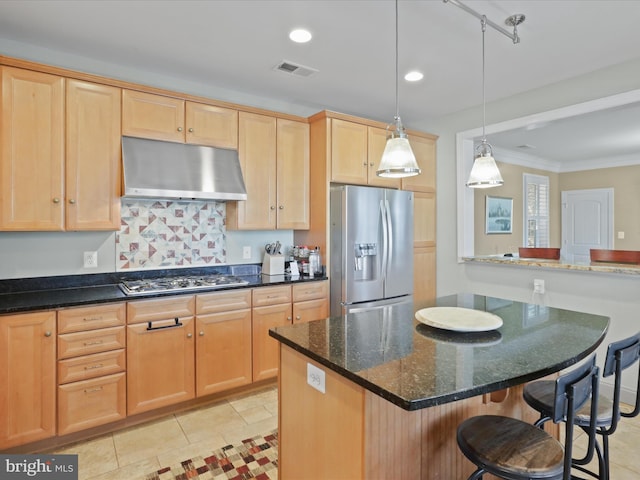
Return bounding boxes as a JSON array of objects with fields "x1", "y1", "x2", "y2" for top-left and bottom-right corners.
[{"x1": 330, "y1": 184, "x2": 414, "y2": 316}]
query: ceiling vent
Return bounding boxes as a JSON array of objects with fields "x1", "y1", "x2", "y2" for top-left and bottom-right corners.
[{"x1": 273, "y1": 60, "x2": 318, "y2": 77}]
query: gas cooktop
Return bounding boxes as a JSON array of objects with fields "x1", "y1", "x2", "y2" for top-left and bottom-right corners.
[{"x1": 119, "y1": 275, "x2": 249, "y2": 296}]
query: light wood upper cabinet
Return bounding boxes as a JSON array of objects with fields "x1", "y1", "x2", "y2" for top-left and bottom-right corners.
[
  {"x1": 414, "y1": 191, "x2": 436, "y2": 304},
  {"x1": 277, "y1": 118, "x2": 310, "y2": 229},
  {"x1": 0, "y1": 311, "x2": 57, "y2": 449},
  {"x1": 122, "y1": 89, "x2": 238, "y2": 148},
  {"x1": 0, "y1": 66, "x2": 65, "y2": 230},
  {"x1": 330, "y1": 119, "x2": 400, "y2": 188},
  {"x1": 227, "y1": 113, "x2": 309, "y2": 230},
  {"x1": 66, "y1": 79, "x2": 121, "y2": 230},
  {"x1": 401, "y1": 134, "x2": 437, "y2": 192}
]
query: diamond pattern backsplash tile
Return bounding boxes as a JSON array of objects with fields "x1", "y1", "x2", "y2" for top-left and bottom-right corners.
[{"x1": 116, "y1": 199, "x2": 226, "y2": 270}]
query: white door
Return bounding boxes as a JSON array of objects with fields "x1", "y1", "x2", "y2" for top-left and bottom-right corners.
[{"x1": 561, "y1": 188, "x2": 613, "y2": 263}]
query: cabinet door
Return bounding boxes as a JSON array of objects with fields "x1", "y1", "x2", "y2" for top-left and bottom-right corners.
[
  {"x1": 66, "y1": 80, "x2": 121, "y2": 230},
  {"x1": 330, "y1": 119, "x2": 368, "y2": 184},
  {"x1": 185, "y1": 102, "x2": 238, "y2": 148},
  {"x1": 196, "y1": 309, "x2": 252, "y2": 396},
  {"x1": 367, "y1": 126, "x2": 401, "y2": 188},
  {"x1": 401, "y1": 135, "x2": 437, "y2": 192},
  {"x1": 413, "y1": 191, "x2": 436, "y2": 305},
  {"x1": 414, "y1": 191, "x2": 436, "y2": 248},
  {"x1": 293, "y1": 298, "x2": 329, "y2": 324},
  {"x1": 127, "y1": 317, "x2": 195, "y2": 415},
  {"x1": 0, "y1": 67, "x2": 65, "y2": 230},
  {"x1": 276, "y1": 118, "x2": 310, "y2": 229},
  {"x1": 122, "y1": 89, "x2": 185, "y2": 142},
  {"x1": 227, "y1": 112, "x2": 277, "y2": 229},
  {"x1": 0, "y1": 311, "x2": 56, "y2": 449},
  {"x1": 252, "y1": 303, "x2": 292, "y2": 381},
  {"x1": 413, "y1": 246, "x2": 436, "y2": 305}
]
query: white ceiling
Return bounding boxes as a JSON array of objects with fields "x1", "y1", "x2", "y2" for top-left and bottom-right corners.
[{"x1": 2, "y1": 0, "x2": 640, "y2": 166}]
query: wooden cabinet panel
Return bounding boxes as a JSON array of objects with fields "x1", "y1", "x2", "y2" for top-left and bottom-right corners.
[
  {"x1": 196, "y1": 290, "x2": 251, "y2": 314},
  {"x1": 414, "y1": 191, "x2": 436, "y2": 248},
  {"x1": 58, "y1": 349, "x2": 126, "y2": 384},
  {"x1": 127, "y1": 295, "x2": 195, "y2": 324},
  {"x1": 293, "y1": 298, "x2": 328, "y2": 324},
  {"x1": 413, "y1": 246, "x2": 436, "y2": 305},
  {"x1": 330, "y1": 118, "x2": 368, "y2": 184},
  {"x1": 127, "y1": 317, "x2": 195, "y2": 415},
  {"x1": 0, "y1": 311, "x2": 56, "y2": 449},
  {"x1": 65, "y1": 79, "x2": 121, "y2": 230},
  {"x1": 292, "y1": 281, "x2": 328, "y2": 303},
  {"x1": 253, "y1": 285, "x2": 292, "y2": 307},
  {"x1": 276, "y1": 118, "x2": 310, "y2": 229},
  {"x1": 0, "y1": 66, "x2": 65, "y2": 230},
  {"x1": 402, "y1": 135, "x2": 436, "y2": 192},
  {"x1": 253, "y1": 302, "x2": 292, "y2": 381},
  {"x1": 122, "y1": 89, "x2": 185, "y2": 142},
  {"x1": 227, "y1": 112, "x2": 277, "y2": 229},
  {"x1": 58, "y1": 302, "x2": 125, "y2": 334},
  {"x1": 196, "y1": 309, "x2": 252, "y2": 396},
  {"x1": 367, "y1": 126, "x2": 401, "y2": 188},
  {"x1": 58, "y1": 372, "x2": 126, "y2": 435},
  {"x1": 185, "y1": 102, "x2": 238, "y2": 148},
  {"x1": 57, "y1": 326, "x2": 126, "y2": 359}
]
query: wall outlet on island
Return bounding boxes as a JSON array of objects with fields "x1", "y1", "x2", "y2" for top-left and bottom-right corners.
[
  {"x1": 307, "y1": 363, "x2": 326, "y2": 394},
  {"x1": 83, "y1": 251, "x2": 98, "y2": 268},
  {"x1": 242, "y1": 246, "x2": 251, "y2": 259}
]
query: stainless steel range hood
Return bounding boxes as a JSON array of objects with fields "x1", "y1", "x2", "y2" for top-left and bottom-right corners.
[{"x1": 122, "y1": 136, "x2": 247, "y2": 201}]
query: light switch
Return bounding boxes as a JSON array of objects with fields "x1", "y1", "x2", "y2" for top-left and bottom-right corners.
[{"x1": 618, "y1": 231, "x2": 625, "y2": 239}]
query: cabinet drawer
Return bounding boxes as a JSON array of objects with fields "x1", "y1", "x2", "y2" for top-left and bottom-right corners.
[
  {"x1": 127, "y1": 295, "x2": 195, "y2": 324},
  {"x1": 196, "y1": 289, "x2": 252, "y2": 314},
  {"x1": 58, "y1": 326, "x2": 126, "y2": 359},
  {"x1": 58, "y1": 303, "x2": 126, "y2": 333},
  {"x1": 58, "y1": 372, "x2": 126, "y2": 435},
  {"x1": 252, "y1": 285, "x2": 292, "y2": 307},
  {"x1": 292, "y1": 281, "x2": 328, "y2": 302},
  {"x1": 58, "y1": 349, "x2": 125, "y2": 384}
]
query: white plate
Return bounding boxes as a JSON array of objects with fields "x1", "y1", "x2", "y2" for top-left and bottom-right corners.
[{"x1": 415, "y1": 307, "x2": 503, "y2": 332}]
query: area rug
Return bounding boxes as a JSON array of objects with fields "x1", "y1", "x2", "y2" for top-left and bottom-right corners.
[{"x1": 145, "y1": 430, "x2": 278, "y2": 480}]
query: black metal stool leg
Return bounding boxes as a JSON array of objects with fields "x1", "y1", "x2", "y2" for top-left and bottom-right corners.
[{"x1": 467, "y1": 468, "x2": 485, "y2": 480}]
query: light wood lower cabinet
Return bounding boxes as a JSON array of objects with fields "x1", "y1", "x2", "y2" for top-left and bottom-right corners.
[
  {"x1": 252, "y1": 286, "x2": 293, "y2": 381},
  {"x1": 126, "y1": 296, "x2": 196, "y2": 415},
  {"x1": 0, "y1": 311, "x2": 56, "y2": 449},
  {"x1": 57, "y1": 303, "x2": 126, "y2": 435},
  {"x1": 292, "y1": 281, "x2": 329, "y2": 324},
  {"x1": 196, "y1": 290, "x2": 252, "y2": 396}
]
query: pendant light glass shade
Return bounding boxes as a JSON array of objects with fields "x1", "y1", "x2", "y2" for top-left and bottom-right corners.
[
  {"x1": 377, "y1": 117, "x2": 421, "y2": 178},
  {"x1": 466, "y1": 143, "x2": 503, "y2": 188},
  {"x1": 376, "y1": 0, "x2": 421, "y2": 179}
]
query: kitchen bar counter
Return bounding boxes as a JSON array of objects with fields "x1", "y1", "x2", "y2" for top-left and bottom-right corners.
[
  {"x1": 0, "y1": 267, "x2": 326, "y2": 314},
  {"x1": 464, "y1": 255, "x2": 640, "y2": 275},
  {"x1": 270, "y1": 294, "x2": 609, "y2": 479}
]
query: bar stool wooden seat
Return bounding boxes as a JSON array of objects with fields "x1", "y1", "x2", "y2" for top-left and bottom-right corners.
[
  {"x1": 457, "y1": 355, "x2": 600, "y2": 480},
  {"x1": 523, "y1": 332, "x2": 640, "y2": 480}
]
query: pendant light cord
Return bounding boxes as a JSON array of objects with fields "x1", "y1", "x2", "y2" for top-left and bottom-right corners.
[
  {"x1": 395, "y1": 0, "x2": 399, "y2": 121},
  {"x1": 481, "y1": 15, "x2": 486, "y2": 142}
]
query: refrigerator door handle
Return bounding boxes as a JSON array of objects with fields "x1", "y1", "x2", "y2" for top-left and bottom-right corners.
[
  {"x1": 380, "y1": 199, "x2": 388, "y2": 283},
  {"x1": 384, "y1": 199, "x2": 393, "y2": 275}
]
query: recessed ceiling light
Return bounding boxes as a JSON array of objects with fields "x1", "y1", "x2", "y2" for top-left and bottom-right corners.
[
  {"x1": 289, "y1": 29, "x2": 312, "y2": 43},
  {"x1": 404, "y1": 71, "x2": 424, "y2": 82}
]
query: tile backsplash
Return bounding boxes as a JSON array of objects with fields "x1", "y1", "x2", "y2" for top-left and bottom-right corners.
[{"x1": 116, "y1": 199, "x2": 226, "y2": 270}]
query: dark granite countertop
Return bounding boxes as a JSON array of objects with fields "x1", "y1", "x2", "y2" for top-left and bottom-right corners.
[
  {"x1": 269, "y1": 293, "x2": 609, "y2": 411},
  {"x1": 0, "y1": 266, "x2": 327, "y2": 314}
]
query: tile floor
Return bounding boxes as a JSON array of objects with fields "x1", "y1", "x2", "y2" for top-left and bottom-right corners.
[
  {"x1": 53, "y1": 388, "x2": 639, "y2": 480},
  {"x1": 54, "y1": 386, "x2": 278, "y2": 480}
]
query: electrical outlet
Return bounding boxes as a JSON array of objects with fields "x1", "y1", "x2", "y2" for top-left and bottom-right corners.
[
  {"x1": 83, "y1": 251, "x2": 98, "y2": 268},
  {"x1": 307, "y1": 362, "x2": 326, "y2": 394},
  {"x1": 618, "y1": 231, "x2": 625, "y2": 239},
  {"x1": 242, "y1": 246, "x2": 251, "y2": 259},
  {"x1": 533, "y1": 279, "x2": 545, "y2": 294}
]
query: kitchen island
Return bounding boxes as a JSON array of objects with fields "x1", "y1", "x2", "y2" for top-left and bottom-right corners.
[{"x1": 269, "y1": 294, "x2": 609, "y2": 479}]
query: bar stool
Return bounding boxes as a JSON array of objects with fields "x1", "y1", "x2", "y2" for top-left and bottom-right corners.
[
  {"x1": 457, "y1": 355, "x2": 599, "y2": 480},
  {"x1": 523, "y1": 332, "x2": 640, "y2": 480}
]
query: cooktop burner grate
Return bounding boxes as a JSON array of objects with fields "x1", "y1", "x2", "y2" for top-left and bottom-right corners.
[{"x1": 119, "y1": 275, "x2": 249, "y2": 295}]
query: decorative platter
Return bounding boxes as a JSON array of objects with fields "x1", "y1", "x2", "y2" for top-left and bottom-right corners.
[{"x1": 415, "y1": 307, "x2": 503, "y2": 332}]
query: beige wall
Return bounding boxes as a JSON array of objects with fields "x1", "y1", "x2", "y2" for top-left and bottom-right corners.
[
  {"x1": 474, "y1": 162, "x2": 560, "y2": 255},
  {"x1": 560, "y1": 164, "x2": 640, "y2": 250}
]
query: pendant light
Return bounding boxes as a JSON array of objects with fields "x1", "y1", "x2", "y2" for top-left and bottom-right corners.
[
  {"x1": 466, "y1": 15, "x2": 503, "y2": 188},
  {"x1": 377, "y1": 0, "x2": 421, "y2": 178}
]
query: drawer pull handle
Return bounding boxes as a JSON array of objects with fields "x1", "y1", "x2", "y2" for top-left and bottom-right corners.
[
  {"x1": 44, "y1": 331, "x2": 52, "y2": 337},
  {"x1": 84, "y1": 387, "x2": 103, "y2": 394},
  {"x1": 84, "y1": 363, "x2": 104, "y2": 370},
  {"x1": 84, "y1": 340, "x2": 104, "y2": 346},
  {"x1": 83, "y1": 316, "x2": 103, "y2": 322},
  {"x1": 147, "y1": 318, "x2": 183, "y2": 331}
]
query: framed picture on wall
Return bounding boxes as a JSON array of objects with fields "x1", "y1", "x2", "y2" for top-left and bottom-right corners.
[{"x1": 485, "y1": 196, "x2": 513, "y2": 234}]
